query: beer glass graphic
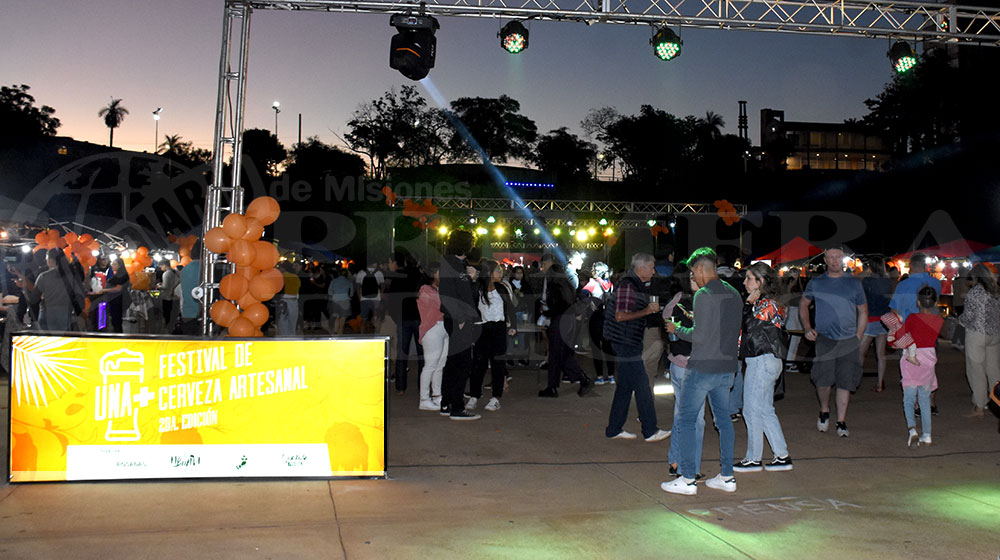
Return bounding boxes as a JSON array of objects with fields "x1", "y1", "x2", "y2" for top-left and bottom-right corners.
[{"x1": 99, "y1": 349, "x2": 145, "y2": 441}]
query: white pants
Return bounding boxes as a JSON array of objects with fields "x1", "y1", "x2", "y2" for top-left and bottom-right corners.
[
  {"x1": 965, "y1": 329, "x2": 1000, "y2": 409},
  {"x1": 419, "y1": 321, "x2": 448, "y2": 403},
  {"x1": 277, "y1": 297, "x2": 299, "y2": 336}
]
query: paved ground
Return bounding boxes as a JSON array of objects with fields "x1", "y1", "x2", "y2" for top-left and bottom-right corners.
[{"x1": 3, "y1": 340, "x2": 999, "y2": 559}]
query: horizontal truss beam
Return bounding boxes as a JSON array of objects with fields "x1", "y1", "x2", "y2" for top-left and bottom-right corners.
[
  {"x1": 248, "y1": 0, "x2": 1000, "y2": 45},
  {"x1": 395, "y1": 196, "x2": 747, "y2": 216}
]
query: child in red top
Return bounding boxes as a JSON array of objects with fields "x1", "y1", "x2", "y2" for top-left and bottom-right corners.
[{"x1": 891, "y1": 287, "x2": 944, "y2": 447}]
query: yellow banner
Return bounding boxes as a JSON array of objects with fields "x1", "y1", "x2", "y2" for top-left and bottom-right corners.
[{"x1": 8, "y1": 335, "x2": 387, "y2": 482}]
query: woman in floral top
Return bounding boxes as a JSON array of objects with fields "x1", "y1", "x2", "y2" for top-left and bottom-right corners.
[
  {"x1": 959, "y1": 264, "x2": 1000, "y2": 416},
  {"x1": 734, "y1": 262, "x2": 793, "y2": 473}
]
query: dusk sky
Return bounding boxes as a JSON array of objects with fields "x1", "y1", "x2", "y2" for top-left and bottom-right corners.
[{"x1": 3, "y1": 0, "x2": 896, "y2": 155}]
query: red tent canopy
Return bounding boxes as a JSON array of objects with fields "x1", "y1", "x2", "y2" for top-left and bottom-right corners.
[
  {"x1": 892, "y1": 240, "x2": 992, "y2": 261},
  {"x1": 754, "y1": 237, "x2": 823, "y2": 265}
]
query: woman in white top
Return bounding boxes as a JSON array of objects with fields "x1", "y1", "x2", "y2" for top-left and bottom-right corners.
[{"x1": 467, "y1": 259, "x2": 517, "y2": 412}]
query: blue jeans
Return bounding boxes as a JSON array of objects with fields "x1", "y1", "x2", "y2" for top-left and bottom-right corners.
[
  {"x1": 903, "y1": 385, "x2": 932, "y2": 436},
  {"x1": 730, "y1": 368, "x2": 744, "y2": 414},
  {"x1": 742, "y1": 355, "x2": 789, "y2": 461},
  {"x1": 606, "y1": 343, "x2": 659, "y2": 439},
  {"x1": 675, "y1": 369, "x2": 735, "y2": 479},
  {"x1": 668, "y1": 363, "x2": 704, "y2": 468},
  {"x1": 395, "y1": 319, "x2": 424, "y2": 392}
]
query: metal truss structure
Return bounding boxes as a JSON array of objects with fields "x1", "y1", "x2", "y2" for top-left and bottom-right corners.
[
  {"x1": 199, "y1": 0, "x2": 996, "y2": 333},
  {"x1": 251, "y1": 0, "x2": 1000, "y2": 45}
]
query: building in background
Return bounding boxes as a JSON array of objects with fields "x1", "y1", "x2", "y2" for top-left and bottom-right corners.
[{"x1": 760, "y1": 109, "x2": 892, "y2": 171}]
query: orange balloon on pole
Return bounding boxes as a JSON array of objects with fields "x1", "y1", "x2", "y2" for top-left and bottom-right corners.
[
  {"x1": 204, "y1": 227, "x2": 231, "y2": 254},
  {"x1": 34, "y1": 232, "x2": 47, "y2": 244},
  {"x1": 242, "y1": 302, "x2": 269, "y2": 327},
  {"x1": 249, "y1": 274, "x2": 277, "y2": 301},
  {"x1": 242, "y1": 218, "x2": 264, "y2": 241},
  {"x1": 210, "y1": 299, "x2": 240, "y2": 327},
  {"x1": 222, "y1": 213, "x2": 248, "y2": 239},
  {"x1": 218, "y1": 273, "x2": 249, "y2": 301},
  {"x1": 226, "y1": 239, "x2": 255, "y2": 267},
  {"x1": 65, "y1": 232, "x2": 78, "y2": 245},
  {"x1": 252, "y1": 241, "x2": 280, "y2": 270},
  {"x1": 245, "y1": 196, "x2": 281, "y2": 226},
  {"x1": 258, "y1": 268, "x2": 285, "y2": 293},
  {"x1": 228, "y1": 316, "x2": 255, "y2": 337},
  {"x1": 179, "y1": 256, "x2": 192, "y2": 267},
  {"x1": 237, "y1": 291, "x2": 260, "y2": 311}
]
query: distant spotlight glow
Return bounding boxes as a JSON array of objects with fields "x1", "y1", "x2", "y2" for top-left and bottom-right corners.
[
  {"x1": 486, "y1": 215, "x2": 496, "y2": 223},
  {"x1": 552, "y1": 227, "x2": 562, "y2": 236},
  {"x1": 588, "y1": 227, "x2": 596, "y2": 235},
  {"x1": 476, "y1": 227, "x2": 488, "y2": 235},
  {"x1": 505, "y1": 181, "x2": 554, "y2": 189},
  {"x1": 647, "y1": 219, "x2": 657, "y2": 227},
  {"x1": 21, "y1": 245, "x2": 32, "y2": 254},
  {"x1": 598, "y1": 218, "x2": 608, "y2": 226},
  {"x1": 92, "y1": 250, "x2": 100, "y2": 257},
  {"x1": 153, "y1": 253, "x2": 163, "y2": 262},
  {"x1": 514, "y1": 228, "x2": 523, "y2": 238},
  {"x1": 495, "y1": 226, "x2": 505, "y2": 236},
  {"x1": 604, "y1": 228, "x2": 614, "y2": 236},
  {"x1": 575, "y1": 230, "x2": 588, "y2": 242},
  {"x1": 438, "y1": 225, "x2": 449, "y2": 235},
  {"x1": 533, "y1": 228, "x2": 541, "y2": 235}
]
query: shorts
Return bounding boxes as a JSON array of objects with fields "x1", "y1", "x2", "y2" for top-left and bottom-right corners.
[
  {"x1": 329, "y1": 299, "x2": 351, "y2": 318},
  {"x1": 864, "y1": 321, "x2": 888, "y2": 337},
  {"x1": 360, "y1": 299, "x2": 379, "y2": 320},
  {"x1": 810, "y1": 335, "x2": 862, "y2": 391}
]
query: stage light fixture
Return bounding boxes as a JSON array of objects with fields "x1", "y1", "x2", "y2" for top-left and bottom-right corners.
[
  {"x1": 486, "y1": 215, "x2": 496, "y2": 223},
  {"x1": 389, "y1": 13, "x2": 440, "y2": 81},
  {"x1": 651, "y1": 27, "x2": 682, "y2": 61},
  {"x1": 552, "y1": 227, "x2": 562, "y2": 236},
  {"x1": 476, "y1": 227, "x2": 488, "y2": 235},
  {"x1": 499, "y1": 21, "x2": 529, "y2": 54},
  {"x1": 533, "y1": 228, "x2": 541, "y2": 235},
  {"x1": 575, "y1": 230, "x2": 588, "y2": 242},
  {"x1": 514, "y1": 228, "x2": 523, "y2": 238},
  {"x1": 438, "y1": 225, "x2": 449, "y2": 235},
  {"x1": 647, "y1": 219, "x2": 657, "y2": 227},
  {"x1": 598, "y1": 218, "x2": 608, "y2": 226},
  {"x1": 495, "y1": 226, "x2": 505, "y2": 236},
  {"x1": 888, "y1": 40, "x2": 917, "y2": 73}
]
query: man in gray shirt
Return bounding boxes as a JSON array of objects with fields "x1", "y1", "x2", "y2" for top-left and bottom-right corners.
[
  {"x1": 662, "y1": 247, "x2": 743, "y2": 496},
  {"x1": 800, "y1": 246, "x2": 868, "y2": 437}
]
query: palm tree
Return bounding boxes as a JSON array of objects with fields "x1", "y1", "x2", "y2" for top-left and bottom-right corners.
[
  {"x1": 702, "y1": 111, "x2": 726, "y2": 139},
  {"x1": 158, "y1": 134, "x2": 186, "y2": 155},
  {"x1": 98, "y1": 98, "x2": 129, "y2": 147}
]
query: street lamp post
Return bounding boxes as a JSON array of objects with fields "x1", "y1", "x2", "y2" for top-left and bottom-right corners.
[
  {"x1": 272, "y1": 101, "x2": 281, "y2": 137},
  {"x1": 152, "y1": 107, "x2": 162, "y2": 153}
]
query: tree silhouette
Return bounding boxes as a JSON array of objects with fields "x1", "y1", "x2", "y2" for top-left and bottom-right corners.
[
  {"x1": 98, "y1": 98, "x2": 128, "y2": 147},
  {"x1": 1, "y1": 84, "x2": 60, "y2": 138},
  {"x1": 447, "y1": 95, "x2": 537, "y2": 164},
  {"x1": 240, "y1": 128, "x2": 287, "y2": 179},
  {"x1": 158, "y1": 134, "x2": 212, "y2": 168},
  {"x1": 531, "y1": 127, "x2": 596, "y2": 185},
  {"x1": 701, "y1": 111, "x2": 726, "y2": 139},
  {"x1": 286, "y1": 137, "x2": 366, "y2": 185},
  {"x1": 602, "y1": 105, "x2": 693, "y2": 186}
]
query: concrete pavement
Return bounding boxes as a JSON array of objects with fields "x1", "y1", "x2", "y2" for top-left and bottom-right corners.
[{"x1": 3, "y1": 341, "x2": 999, "y2": 559}]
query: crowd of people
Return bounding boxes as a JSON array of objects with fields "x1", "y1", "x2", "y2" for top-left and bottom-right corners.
[{"x1": 3, "y1": 232, "x2": 999, "y2": 495}]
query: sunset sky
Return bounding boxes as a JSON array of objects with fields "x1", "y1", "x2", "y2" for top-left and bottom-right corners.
[{"x1": 2, "y1": 0, "x2": 895, "y2": 154}]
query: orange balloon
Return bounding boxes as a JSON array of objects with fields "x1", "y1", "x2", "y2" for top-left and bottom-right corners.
[
  {"x1": 218, "y1": 273, "x2": 249, "y2": 301},
  {"x1": 228, "y1": 316, "x2": 255, "y2": 337},
  {"x1": 169, "y1": 259, "x2": 179, "y2": 269},
  {"x1": 55, "y1": 237, "x2": 68, "y2": 249},
  {"x1": 179, "y1": 247, "x2": 191, "y2": 258},
  {"x1": 79, "y1": 233, "x2": 94, "y2": 245},
  {"x1": 242, "y1": 302, "x2": 269, "y2": 327},
  {"x1": 136, "y1": 246, "x2": 149, "y2": 256},
  {"x1": 34, "y1": 232, "x2": 47, "y2": 244},
  {"x1": 258, "y1": 268, "x2": 285, "y2": 293},
  {"x1": 242, "y1": 218, "x2": 264, "y2": 241},
  {"x1": 204, "y1": 226, "x2": 231, "y2": 254},
  {"x1": 47, "y1": 229, "x2": 60, "y2": 241},
  {"x1": 63, "y1": 247, "x2": 73, "y2": 260},
  {"x1": 245, "y1": 196, "x2": 281, "y2": 226},
  {"x1": 65, "y1": 232, "x2": 78, "y2": 244},
  {"x1": 249, "y1": 274, "x2": 277, "y2": 301},
  {"x1": 251, "y1": 328, "x2": 264, "y2": 337},
  {"x1": 252, "y1": 241, "x2": 279, "y2": 270},
  {"x1": 179, "y1": 256, "x2": 192, "y2": 267},
  {"x1": 222, "y1": 213, "x2": 248, "y2": 239},
  {"x1": 226, "y1": 239, "x2": 254, "y2": 267},
  {"x1": 235, "y1": 265, "x2": 257, "y2": 280},
  {"x1": 210, "y1": 300, "x2": 239, "y2": 328},
  {"x1": 237, "y1": 291, "x2": 260, "y2": 311}
]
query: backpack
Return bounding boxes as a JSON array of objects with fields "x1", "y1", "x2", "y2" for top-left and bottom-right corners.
[{"x1": 360, "y1": 272, "x2": 380, "y2": 298}]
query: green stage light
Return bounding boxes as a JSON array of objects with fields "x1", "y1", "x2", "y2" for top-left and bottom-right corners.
[
  {"x1": 533, "y1": 227, "x2": 541, "y2": 235},
  {"x1": 651, "y1": 28, "x2": 682, "y2": 61},
  {"x1": 598, "y1": 218, "x2": 608, "y2": 226},
  {"x1": 888, "y1": 41, "x2": 917, "y2": 73},
  {"x1": 499, "y1": 21, "x2": 529, "y2": 54},
  {"x1": 647, "y1": 219, "x2": 657, "y2": 227}
]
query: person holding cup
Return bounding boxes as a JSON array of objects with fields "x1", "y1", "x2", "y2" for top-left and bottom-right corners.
[{"x1": 602, "y1": 253, "x2": 671, "y2": 442}]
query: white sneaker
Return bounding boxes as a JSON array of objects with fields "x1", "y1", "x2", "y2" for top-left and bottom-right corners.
[
  {"x1": 485, "y1": 397, "x2": 501, "y2": 411},
  {"x1": 431, "y1": 396, "x2": 441, "y2": 407},
  {"x1": 661, "y1": 476, "x2": 697, "y2": 495},
  {"x1": 907, "y1": 427, "x2": 919, "y2": 448},
  {"x1": 465, "y1": 397, "x2": 478, "y2": 411},
  {"x1": 918, "y1": 434, "x2": 932, "y2": 446},
  {"x1": 419, "y1": 400, "x2": 438, "y2": 411},
  {"x1": 644, "y1": 429, "x2": 671, "y2": 443},
  {"x1": 610, "y1": 430, "x2": 638, "y2": 440},
  {"x1": 706, "y1": 473, "x2": 737, "y2": 493}
]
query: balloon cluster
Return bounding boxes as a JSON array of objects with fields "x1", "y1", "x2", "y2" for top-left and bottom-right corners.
[
  {"x1": 34, "y1": 230, "x2": 101, "y2": 268},
  {"x1": 122, "y1": 247, "x2": 154, "y2": 290},
  {"x1": 166, "y1": 234, "x2": 199, "y2": 269},
  {"x1": 204, "y1": 196, "x2": 282, "y2": 338}
]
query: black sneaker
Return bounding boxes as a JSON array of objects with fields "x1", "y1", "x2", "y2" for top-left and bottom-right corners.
[
  {"x1": 450, "y1": 410, "x2": 481, "y2": 421},
  {"x1": 669, "y1": 464, "x2": 678, "y2": 476},
  {"x1": 733, "y1": 459, "x2": 763, "y2": 473},
  {"x1": 731, "y1": 410, "x2": 743, "y2": 423},
  {"x1": 439, "y1": 404, "x2": 451, "y2": 416},
  {"x1": 836, "y1": 422, "x2": 849, "y2": 437},
  {"x1": 578, "y1": 377, "x2": 594, "y2": 397},
  {"x1": 538, "y1": 387, "x2": 559, "y2": 398},
  {"x1": 931, "y1": 405, "x2": 939, "y2": 416},
  {"x1": 764, "y1": 456, "x2": 794, "y2": 471}
]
